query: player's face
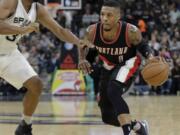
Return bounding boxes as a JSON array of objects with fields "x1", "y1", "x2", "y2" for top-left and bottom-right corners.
[{"x1": 100, "y1": 6, "x2": 120, "y2": 31}]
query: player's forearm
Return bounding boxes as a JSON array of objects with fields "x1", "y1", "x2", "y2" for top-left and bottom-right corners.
[
  {"x1": 78, "y1": 47, "x2": 89, "y2": 60},
  {"x1": 55, "y1": 28, "x2": 80, "y2": 46},
  {"x1": 0, "y1": 21, "x2": 25, "y2": 35}
]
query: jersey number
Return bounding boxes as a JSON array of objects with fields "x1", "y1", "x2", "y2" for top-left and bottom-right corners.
[{"x1": 6, "y1": 35, "x2": 18, "y2": 42}]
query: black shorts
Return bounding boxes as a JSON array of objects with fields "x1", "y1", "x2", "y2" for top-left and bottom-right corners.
[{"x1": 98, "y1": 55, "x2": 140, "y2": 109}]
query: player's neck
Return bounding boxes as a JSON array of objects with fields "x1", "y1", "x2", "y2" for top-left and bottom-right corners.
[
  {"x1": 112, "y1": 23, "x2": 120, "y2": 33},
  {"x1": 22, "y1": 0, "x2": 32, "y2": 12},
  {"x1": 102, "y1": 23, "x2": 120, "y2": 41},
  {"x1": 104, "y1": 23, "x2": 119, "y2": 34}
]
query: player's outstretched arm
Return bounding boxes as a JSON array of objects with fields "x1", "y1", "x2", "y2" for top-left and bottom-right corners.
[
  {"x1": 36, "y1": 3, "x2": 83, "y2": 47},
  {"x1": 0, "y1": 0, "x2": 37, "y2": 35}
]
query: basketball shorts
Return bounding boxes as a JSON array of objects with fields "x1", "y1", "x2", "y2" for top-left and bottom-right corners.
[
  {"x1": 98, "y1": 56, "x2": 141, "y2": 108},
  {"x1": 0, "y1": 49, "x2": 37, "y2": 89}
]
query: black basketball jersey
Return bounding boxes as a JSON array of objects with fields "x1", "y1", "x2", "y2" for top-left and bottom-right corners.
[{"x1": 93, "y1": 21, "x2": 137, "y2": 65}]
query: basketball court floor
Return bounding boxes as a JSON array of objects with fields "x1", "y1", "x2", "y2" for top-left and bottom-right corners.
[{"x1": 0, "y1": 95, "x2": 180, "y2": 135}]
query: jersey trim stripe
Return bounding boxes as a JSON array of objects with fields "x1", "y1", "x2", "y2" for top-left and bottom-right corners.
[
  {"x1": 115, "y1": 55, "x2": 141, "y2": 83},
  {"x1": 99, "y1": 55, "x2": 116, "y2": 66},
  {"x1": 125, "y1": 23, "x2": 131, "y2": 47},
  {"x1": 125, "y1": 55, "x2": 141, "y2": 81}
]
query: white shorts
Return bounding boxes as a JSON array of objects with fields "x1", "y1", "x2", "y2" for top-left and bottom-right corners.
[{"x1": 0, "y1": 49, "x2": 37, "y2": 89}]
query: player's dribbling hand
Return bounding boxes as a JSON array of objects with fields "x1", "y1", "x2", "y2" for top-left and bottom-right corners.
[
  {"x1": 146, "y1": 55, "x2": 167, "y2": 65},
  {"x1": 22, "y1": 23, "x2": 39, "y2": 34},
  {"x1": 30, "y1": 23, "x2": 39, "y2": 32},
  {"x1": 78, "y1": 59, "x2": 93, "y2": 75}
]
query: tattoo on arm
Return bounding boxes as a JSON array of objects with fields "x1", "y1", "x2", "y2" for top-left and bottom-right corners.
[{"x1": 128, "y1": 25, "x2": 142, "y2": 45}]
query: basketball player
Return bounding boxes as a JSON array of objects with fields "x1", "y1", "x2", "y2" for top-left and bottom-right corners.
[
  {"x1": 78, "y1": 0, "x2": 154, "y2": 135},
  {"x1": 0, "y1": 0, "x2": 91, "y2": 135}
]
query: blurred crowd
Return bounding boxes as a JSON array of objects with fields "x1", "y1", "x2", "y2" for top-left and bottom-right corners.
[{"x1": 0, "y1": 0, "x2": 179, "y2": 96}]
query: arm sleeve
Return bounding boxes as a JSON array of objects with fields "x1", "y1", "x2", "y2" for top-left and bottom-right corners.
[{"x1": 137, "y1": 40, "x2": 153, "y2": 58}]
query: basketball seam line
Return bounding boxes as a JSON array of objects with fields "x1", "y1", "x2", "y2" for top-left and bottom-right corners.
[{"x1": 143, "y1": 65, "x2": 168, "y2": 80}]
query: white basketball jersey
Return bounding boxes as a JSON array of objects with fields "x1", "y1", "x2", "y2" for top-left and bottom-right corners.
[{"x1": 0, "y1": 0, "x2": 37, "y2": 54}]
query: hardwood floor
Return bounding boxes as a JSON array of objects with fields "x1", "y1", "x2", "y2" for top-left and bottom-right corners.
[{"x1": 0, "y1": 96, "x2": 180, "y2": 135}]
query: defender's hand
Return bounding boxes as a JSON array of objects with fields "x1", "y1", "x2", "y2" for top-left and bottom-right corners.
[
  {"x1": 22, "y1": 23, "x2": 39, "y2": 34},
  {"x1": 78, "y1": 59, "x2": 93, "y2": 75},
  {"x1": 79, "y1": 39, "x2": 94, "y2": 48}
]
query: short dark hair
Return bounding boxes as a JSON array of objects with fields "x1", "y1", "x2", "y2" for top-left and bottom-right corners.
[{"x1": 102, "y1": 0, "x2": 121, "y2": 9}]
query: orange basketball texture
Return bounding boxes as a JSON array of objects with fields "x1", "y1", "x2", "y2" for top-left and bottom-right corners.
[{"x1": 141, "y1": 61, "x2": 169, "y2": 86}]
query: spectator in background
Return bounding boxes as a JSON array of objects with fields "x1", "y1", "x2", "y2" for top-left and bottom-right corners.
[
  {"x1": 148, "y1": 35, "x2": 161, "y2": 51},
  {"x1": 159, "y1": 45, "x2": 174, "y2": 94},
  {"x1": 161, "y1": 31, "x2": 170, "y2": 48},
  {"x1": 82, "y1": 4, "x2": 92, "y2": 26},
  {"x1": 56, "y1": 10, "x2": 66, "y2": 28},
  {"x1": 138, "y1": 19, "x2": 147, "y2": 37},
  {"x1": 169, "y1": 2, "x2": 180, "y2": 25},
  {"x1": 134, "y1": 73, "x2": 150, "y2": 96},
  {"x1": 171, "y1": 59, "x2": 180, "y2": 95},
  {"x1": 170, "y1": 37, "x2": 180, "y2": 52}
]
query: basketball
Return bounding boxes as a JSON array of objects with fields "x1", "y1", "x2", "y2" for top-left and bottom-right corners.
[{"x1": 141, "y1": 58, "x2": 170, "y2": 86}]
